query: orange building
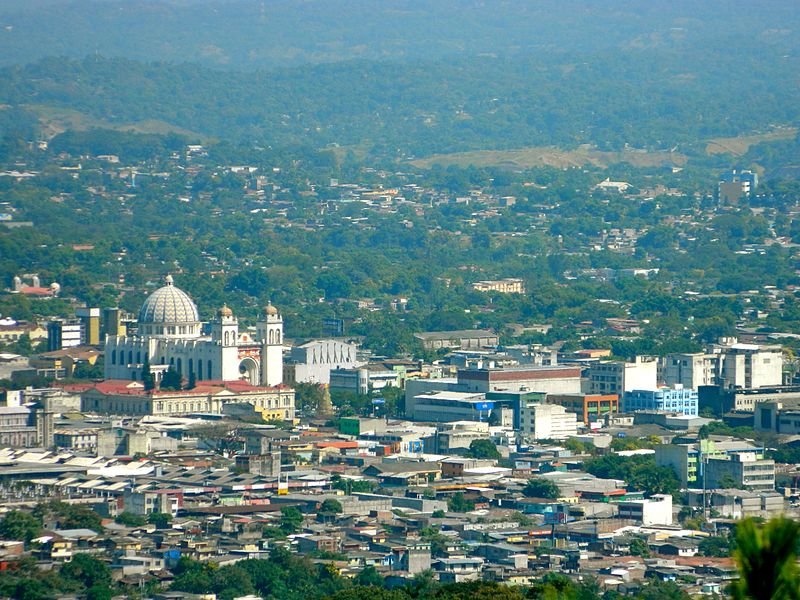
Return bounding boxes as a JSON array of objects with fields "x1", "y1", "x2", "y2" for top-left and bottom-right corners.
[{"x1": 547, "y1": 393, "x2": 619, "y2": 425}]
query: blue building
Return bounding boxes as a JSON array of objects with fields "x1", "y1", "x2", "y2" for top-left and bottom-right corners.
[{"x1": 623, "y1": 388, "x2": 698, "y2": 416}]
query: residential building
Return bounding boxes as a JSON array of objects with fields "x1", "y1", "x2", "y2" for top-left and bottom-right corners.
[
  {"x1": 587, "y1": 356, "x2": 657, "y2": 395},
  {"x1": 623, "y1": 387, "x2": 698, "y2": 416}
]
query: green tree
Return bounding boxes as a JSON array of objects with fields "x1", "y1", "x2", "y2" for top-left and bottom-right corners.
[
  {"x1": 114, "y1": 512, "x2": 147, "y2": 527},
  {"x1": 522, "y1": 478, "x2": 561, "y2": 499},
  {"x1": 732, "y1": 517, "x2": 800, "y2": 600},
  {"x1": 699, "y1": 535, "x2": 732, "y2": 558},
  {"x1": 629, "y1": 537, "x2": 651, "y2": 558},
  {"x1": 447, "y1": 492, "x2": 475, "y2": 513},
  {"x1": 354, "y1": 565, "x2": 384, "y2": 588},
  {"x1": 141, "y1": 357, "x2": 155, "y2": 391},
  {"x1": 280, "y1": 506, "x2": 304, "y2": 534},
  {"x1": 317, "y1": 498, "x2": 343, "y2": 522},
  {"x1": 160, "y1": 366, "x2": 182, "y2": 391},
  {"x1": 466, "y1": 439, "x2": 501, "y2": 460},
  {"x1": 0, "y1": 510, "x2": 42, "y2": 543},
  {"x1": 147, "y1": 512, "x2": 173, "y2": 529},
  {"x1": 60, "y1": 553, "x2": 112, "y2": 590},
  {"x1": 213, "y1": 565, "x2": 255, "y2": 600}
]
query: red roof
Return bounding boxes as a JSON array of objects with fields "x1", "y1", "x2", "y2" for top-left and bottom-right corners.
[
  {"x1": 316, "y1": 441, "x2": 359, "y2": 450},
  {"x1": 84, "y1": 379, "x2": 291, "y2": 397},
  {"x1": 19, "y1": 286, "x2": 55, "y2": 296}
]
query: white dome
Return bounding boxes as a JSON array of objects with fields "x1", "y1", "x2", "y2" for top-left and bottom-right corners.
[{"x1": 138, "y1": 275, "x2": 200, "y2": 325}]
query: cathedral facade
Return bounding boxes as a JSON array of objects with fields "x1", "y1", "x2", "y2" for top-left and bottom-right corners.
[{"x1": 104, "y1": 275, "x2": 284, "y2": 387}]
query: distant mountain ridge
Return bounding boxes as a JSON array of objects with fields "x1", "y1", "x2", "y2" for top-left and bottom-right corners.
[{"x1": 0, "y1": 0, "x2": 797, "y2": 69}]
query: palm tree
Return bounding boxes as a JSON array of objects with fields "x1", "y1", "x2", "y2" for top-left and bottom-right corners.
[{"x1": 732, "y1": 517, "x2": 800, "y2": 600}]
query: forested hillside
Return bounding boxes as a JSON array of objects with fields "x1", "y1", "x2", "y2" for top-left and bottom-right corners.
[{"x1": 1, "y1": 41, "x2": 798, "y2": 160}]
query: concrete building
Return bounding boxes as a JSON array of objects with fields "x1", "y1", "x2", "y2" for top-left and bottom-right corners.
[
  {"x1": 587, "y1": 356, "x2": 658, "y2": 396},
  {"x1": 662, "y1": 353, "x2": 718, "y2": 390},
  {"x1": 426, "y1": 421, "x2": 491, "y2": 454},
  {"x1": 519, "y1": 402, "x2": 578, "y2": 441},
  {"x1": 719, "y1": 169, "x2": 758, "y2": 204},
  {"x1": 81, "y1": 379, "x2": 295, "y2": 420},
  {"x1": 457, "y1": 365, "x2": 583, "y2": 395},
  {"x1": 414, "y1": 329, "x2": 499, "y2": 351},
  {"x1": 284, "y1": 338, "x2": 364, "y2": 385},
  {"x1": 617, "y1": 494, "x2": 672, "y2": 526},
  {"x1": 0, "y1": 406, "x2": 39, "y2": 447},
  {"x1": 471, "y1": 278, "x2": 525, "y2": 294},
  {"x1": 686, "y1": 489, "x2": 784, "y2": 519},
  {"x1": 54, "y1": 429, "x2": 98, "y2": 451},
  {"x1": 656, "y1": 438, "x2": 767, "y2": 488},
  {"x1": 329, "y1": 365, "x2": 399, "y2": 395},
  {"x1": 102, "y1": 307, "x2": 127, "y2": 338},
  {"x1": 755, "y1": 398, "x2": 800, "y2": 434},
  {"x1": 76, "y1": 307, "x2": 101, "y2": 346},
  {"x1": 623, "y1": 387, "x2": 698, "y2": 416},
  {"x1": 47, "y1": 319, "x2": 82, "y2": 351},
  {"x1": 547, "y1": 393, "x2": 619, "y2": 425},
  {"x1": 409, "y1": 390, "x2": 494, "y2": 423},
  {"x1": 664, "y1": 340, "x2": 783, "y2": 393},
  {"x1": 705, "y1": 452, "x2": 775, "y2": 492},
  {"x1": 719, "y1": 342, "x2": 783, "y2": 390}
]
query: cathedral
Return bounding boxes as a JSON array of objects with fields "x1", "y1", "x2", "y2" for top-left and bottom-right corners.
[{"x1": 104, "y1": 275, "x2": 284, "y2": 387}]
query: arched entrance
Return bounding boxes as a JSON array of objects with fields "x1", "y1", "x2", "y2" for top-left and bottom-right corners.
[{"x1": 238, "y1": 357, "x2": 260, "y2": 385}]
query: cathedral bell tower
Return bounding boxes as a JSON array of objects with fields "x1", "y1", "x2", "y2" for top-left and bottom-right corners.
[
  {"x1": 212, "y1": 304, "x2": 241, "y2": 381},
  {"x1": 257, "y1": 302, "x2": 284, "y2": 387},
  {"x1": 211, "y1": 304, "x2": 238, "y2": 346}
]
